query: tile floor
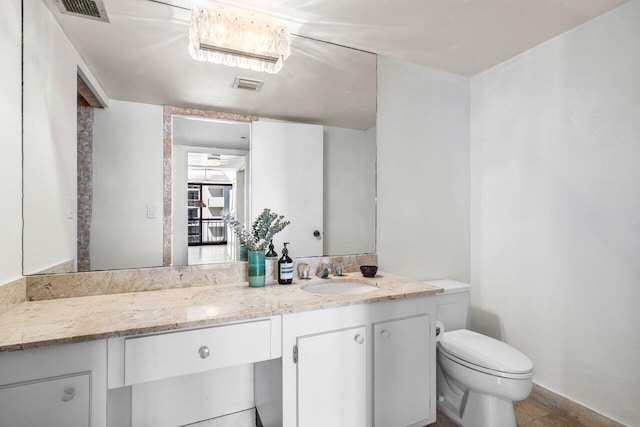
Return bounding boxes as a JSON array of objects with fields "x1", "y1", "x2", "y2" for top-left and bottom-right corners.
[
  {"x1": 432, "y1": 396, "x2": 584, "y2": 426},
  {"x1": 188, "y1": 244, "x2": 231, "y2": 265}
]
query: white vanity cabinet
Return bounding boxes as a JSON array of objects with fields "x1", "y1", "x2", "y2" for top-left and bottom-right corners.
[
  {"x1": 0, "y1": 340, "x2": 107, "y2": 427},
  {"x1": 256, "y1": 295, "x2": 436, "y2": 427},
  {"x1": 374, "y1": 314, "x2": 432, "y2": 427},
  {"x1": 0, "y1": 289, "x2": 436, "y2": 427},
  {"x1": 122, "y1": 318, "x2": 274, "y2": 386},
  {"x1": 107, "y1": 316, "x2": 281, "y2": 427},
  {"x1": 0, "y1": 372, "x2": 91, "y2": 426},
  {"x1": 107, "y1": 316, "x2": 281, "y2": 388},
  {"x1": 297, "y1": 325, "x2": 368, "y2": 426}
]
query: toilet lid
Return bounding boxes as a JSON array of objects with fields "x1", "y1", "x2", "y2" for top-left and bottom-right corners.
[{"x1": 439, "y1": 329, "x2": 533, "y2": 376}]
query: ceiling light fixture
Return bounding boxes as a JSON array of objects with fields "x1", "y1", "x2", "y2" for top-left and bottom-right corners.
[
  {"x1": 189, "y1": 6, "x2": 291, "y2": 74},
  {"x1": 207, "y1": 154, "x2": 222, "y2": 166}
]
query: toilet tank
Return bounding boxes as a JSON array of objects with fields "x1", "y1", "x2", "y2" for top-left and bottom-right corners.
[{"x1": 425, "y1": 279, "x2": 471, "y2": 331}]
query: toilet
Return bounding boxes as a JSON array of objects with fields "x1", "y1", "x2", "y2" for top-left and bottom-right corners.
[{"x1": 428, "y1": 279, "x2": 534, "y2": 427}]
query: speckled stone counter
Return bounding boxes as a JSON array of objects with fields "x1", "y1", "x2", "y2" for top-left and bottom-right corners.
[
  {"x1": 25, "y1": 254, "x2": 379, "y2": 300},
  {"x1": 0, "y1": 271, "x2": 442, "y2": 352}
]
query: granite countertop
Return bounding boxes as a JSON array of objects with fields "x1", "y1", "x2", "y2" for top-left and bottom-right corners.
[{"x1": 0, "y1": 271, "x2": 442, "y2": 352}]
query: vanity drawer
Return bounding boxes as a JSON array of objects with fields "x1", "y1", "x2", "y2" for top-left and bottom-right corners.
[
  {"x1": 124, "y1": 319, "x2": 272, "y2": 385},
  {"x1": 0, "y1": 373, "x2": 90, "y2": 427}
]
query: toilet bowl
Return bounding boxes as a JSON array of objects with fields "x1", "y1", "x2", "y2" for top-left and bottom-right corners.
[{"x1": 428, "y1": 279, "x2": 534, "y2": 427}]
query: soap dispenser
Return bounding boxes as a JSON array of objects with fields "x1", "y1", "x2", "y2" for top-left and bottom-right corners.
[
  {"x1": 265, "y1": 240, "x2": 278, "y2": 258},
  {"x1": 278, "y1": 243, "x2": 293, "y2": 285}
]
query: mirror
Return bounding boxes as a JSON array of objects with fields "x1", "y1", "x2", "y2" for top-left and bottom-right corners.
[
  {"x1": 22, "y1": 0, "x2": 376, "y2": 274},
  {"x1": 170, "y1": 115, "x2": 252, "y2": 268}
]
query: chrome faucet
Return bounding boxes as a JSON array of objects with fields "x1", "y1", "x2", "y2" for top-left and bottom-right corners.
[{"x1": 317, "y1": 263, "x2": 332, "y2": 279}]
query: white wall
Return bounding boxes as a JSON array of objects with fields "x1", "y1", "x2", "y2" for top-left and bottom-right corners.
[
  {"x1": 376, "y1": 56, "x2": 470, "y2": 281},
  {"x1": 323, "y1": 126, "x2": 376, "y2": 255},
  {"x1": 0, "y1": 0, "x2": 23, "y2": 285},
  {"x1": 22, "y1": 0, "x2": 79, "y2": 274},
  {"x1": 92, "y1": 100, "x2": 164, "y2": 270},
  {"x1": 22, "y1": 0, "x2": 108, "y2": 275},
  {"x1": 470, "y1": 2, "x2": 640, "y2": 424}
]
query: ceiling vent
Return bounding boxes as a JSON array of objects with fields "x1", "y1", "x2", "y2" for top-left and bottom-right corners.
[
  {"x1": 56, "y1": 0, "x2": 110, "y2": 23},
  {"x1": 232, "y1": 77, "x2": 264, "y2": 92}
]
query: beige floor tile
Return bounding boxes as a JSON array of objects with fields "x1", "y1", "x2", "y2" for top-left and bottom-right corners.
[
  {"x1": 521, "y1": 412, "x2": 584, "y2": 427},
  {"x1": 433, "y1": 398, "x2": 584, "y2": 427},
  {"x1": 516, "y1": 398, "x2": 552, "y2": 425}
]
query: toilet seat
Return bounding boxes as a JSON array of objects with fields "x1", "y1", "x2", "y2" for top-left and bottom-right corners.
[{"x1": 438, "y1": 329, "x2": 534, "y2": 379}]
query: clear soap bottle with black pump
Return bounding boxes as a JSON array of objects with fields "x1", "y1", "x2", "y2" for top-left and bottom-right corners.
[{"x1": 278, "y1": 243, "x2": 293, "y2": 285}]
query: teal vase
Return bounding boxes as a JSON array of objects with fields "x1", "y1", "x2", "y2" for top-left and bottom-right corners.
[{"x1": 247, "y1": 250, "x2": 266, "y2": 287}]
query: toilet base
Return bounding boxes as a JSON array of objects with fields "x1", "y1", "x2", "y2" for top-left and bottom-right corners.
[
  {"x1": 436, "y1": 345, "x2": 532, "y2": 427},
  {"x1": 439, "y1": 390, "x2": 517, "y2": 427},
  {"x1": 460, "y1": 391, "x2": 516, "y2": 427}
]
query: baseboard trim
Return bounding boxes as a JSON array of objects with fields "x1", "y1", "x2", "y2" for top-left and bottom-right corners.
[{"x1": 530, "y1": 383, "x2": 624, "y2": 427}]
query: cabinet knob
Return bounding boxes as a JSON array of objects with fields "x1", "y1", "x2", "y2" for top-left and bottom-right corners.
[
  {"x1": 380, "y1": 330, "x2": 390, "y2": 339},
  {"x1": 61, "y1": 386, "x2": 76, "y2": 403},
  {"x1": 199, "y1": 346, "x2": 211, "y2": 359},
  {"x1": 354, "y1": 334, "x2": 365, "y2": 344}
]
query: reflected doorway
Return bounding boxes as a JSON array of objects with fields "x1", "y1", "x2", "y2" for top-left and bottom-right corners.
[
  {"x1": 170, "y1": 115, "x2": 251, "y2": 267},
  {"x1": 186, "y1": 153, "x2": 246, "y2": 265}
]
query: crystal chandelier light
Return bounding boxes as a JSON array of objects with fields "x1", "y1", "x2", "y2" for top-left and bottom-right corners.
[{"x1": 189, "y1": 7, "x2": 291, "y2": 74}]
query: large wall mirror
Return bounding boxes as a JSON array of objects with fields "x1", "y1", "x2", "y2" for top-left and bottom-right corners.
[{"x1": 22, "y1": 0, "x2": 376, "y2": 275}]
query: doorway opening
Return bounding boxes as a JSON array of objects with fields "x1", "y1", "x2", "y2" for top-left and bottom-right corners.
[
  {"x1": 169, "y1": 114, "x2": 251, "y2": 266},
  {"x1": 187, "y1": 153, "x2": 246, "y2": 265}
]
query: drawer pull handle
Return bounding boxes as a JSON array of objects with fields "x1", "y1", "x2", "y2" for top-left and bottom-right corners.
[
  {"x1": 354, "y1": 334, "x2": 365, "y2": 344},
  {"x1": 199, "y1": 346, "x2": 211, "y2": 359},
  {"x1": 61, "y1": 386, "x2": 76, "y2": 403}
]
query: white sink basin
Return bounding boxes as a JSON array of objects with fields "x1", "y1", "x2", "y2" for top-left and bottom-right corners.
[{"x1": 301, "y1": 281, "x2": 379, "y2": 295}]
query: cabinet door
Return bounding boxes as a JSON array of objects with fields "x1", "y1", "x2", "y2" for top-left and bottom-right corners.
[
  {"x1": 0, "y1": 373, "x2": 90, "y2": 427},
  {"x1": 374, "y1": 314, "x2": 431, "y2": 427},
  {"x1": 251, "y1": 121, "x2": 323, "y2": 257},
  {"x1": 297, "y1": 326, "x2": 367, "y2": 427}
]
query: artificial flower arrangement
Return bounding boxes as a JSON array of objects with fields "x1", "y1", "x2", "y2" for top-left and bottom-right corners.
[{"x1": 224, "y1": 208, "x2": 290, "y2": 251}]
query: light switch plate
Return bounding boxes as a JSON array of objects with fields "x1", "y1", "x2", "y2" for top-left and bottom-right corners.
[
  {"x1": 147, "y1": 204, "x2": 157, "y2": 219},
  {"x1": 67, "y1": 197, "x2": 75, "y2": 219}
]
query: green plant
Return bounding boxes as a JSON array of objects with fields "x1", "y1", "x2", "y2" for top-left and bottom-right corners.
[{"x1": 224, "y1": 208, "x2": 290, "y2": 251}]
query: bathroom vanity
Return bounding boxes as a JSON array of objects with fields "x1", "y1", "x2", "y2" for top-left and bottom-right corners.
[
  {"x1": 268, "y1": 294, "x2": 436, "y2": 427},
  {"x1": 0, "y1": 269, "x2": 441, "y2": 427}
]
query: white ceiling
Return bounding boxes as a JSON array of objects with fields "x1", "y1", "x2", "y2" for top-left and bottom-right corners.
[
  {"x1": 45, "y1": 0, "x2": 629, "y2": 130},
  {"x1": 264, "y1": 0, "x2": 630, "y2": 77},
  {"x1": 173, "y1": 116, "x2": 250, "y2": 149}
]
